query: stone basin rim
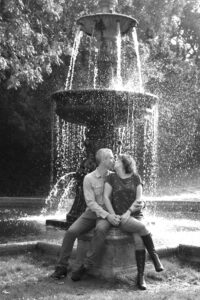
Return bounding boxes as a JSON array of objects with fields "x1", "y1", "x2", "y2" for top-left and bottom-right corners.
[
  {"x1": 52, "y1": 89, "x2": 158, "y2": 99},
  {"x1": 77, "y1": 13, "x2": 138, "y2": 36},
  {"x1": 77, "y1": 13, "x2": 138, "y2": 23},
  {"x1": 52, "y1": 89, "x2": 159, "y2": 125}
]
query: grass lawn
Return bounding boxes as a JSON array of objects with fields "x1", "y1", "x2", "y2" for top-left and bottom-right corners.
[{"x1": 0, "y1": 253, "x2": 200, "y2": 300}]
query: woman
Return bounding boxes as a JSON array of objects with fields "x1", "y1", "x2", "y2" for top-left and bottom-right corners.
[{"x1": 103, "y1": 153, "x2": 163, "y2": 290}]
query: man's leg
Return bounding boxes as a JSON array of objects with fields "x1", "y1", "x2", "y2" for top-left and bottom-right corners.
[
  {"x1": 85, "y1": 218, "x2": 111, "y2": 268},
  {"x1": 71, "y1": 218, "x2": 111, "y2": 281},
  {"x1": 51, "y1": 210, "x2": 96, "y2": 279}
]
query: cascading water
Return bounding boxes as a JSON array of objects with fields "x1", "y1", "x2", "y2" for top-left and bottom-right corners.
[
  {"x1": 54, "y1": 115, "x2": 85, "y2": 180},
  {"x1": 53, "y1": 26, "x2": 86, "y2": 184},
  {"x1": 143, "y1": 104, "x2": 159, "y2": 193},
  {"x1": 42, "y1": 172, "x2": 76, "y2": 215}
]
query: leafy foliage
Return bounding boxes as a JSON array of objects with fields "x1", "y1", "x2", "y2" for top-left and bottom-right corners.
[
  {"x1": 0, "y1": 0, "x2": 102, "y2": 89},
  {"x1": 0, "y1": 0, "x2": 68, "y2": 88}
]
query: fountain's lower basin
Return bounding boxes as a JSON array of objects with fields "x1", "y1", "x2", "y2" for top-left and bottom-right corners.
[
  {"x1": 52, "y1": 89, "x2": 158, "y2": 126},
  {"x1": 0, "y1": 208, "x2": 64, "y2": 244},
  {"x1": 1, "y1": 199, "x2": 200, "y2": 247}
]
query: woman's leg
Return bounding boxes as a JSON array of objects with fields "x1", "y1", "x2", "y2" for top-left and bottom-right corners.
[
  {"x1": 141, "y1": 233, "x2": 164, "y2": 272},
  {"x1": 133, "y1": 233, "x2": 145, "y2": 250},
  {"x1": 120, "y1": 217, "x2": 163, "y2": 272},
  {"x1": 120, "y1": 216, "x2": 149, "y2": 236},
  {"x1": 133, "y1": 233, "x2": 147, "y2": 290}
]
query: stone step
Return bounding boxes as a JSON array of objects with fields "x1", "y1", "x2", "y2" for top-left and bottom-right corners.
[
  {"x1": 0, "y1": 197, "x2": 46, "y2": 208},
  {"x1": 46, "y1": 219, "x2": 68, "y2": 230}
]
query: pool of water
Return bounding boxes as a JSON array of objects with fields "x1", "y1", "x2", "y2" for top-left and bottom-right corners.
[
  {"x1": 0, "y1": 207, "x2": 199, "y2": 247},
  {"x1": 0, "y1": 208, "x2": 65, "y2": 244},
  {"x1": 146, "y1": 209, "x2": 200, "y2": 247}
]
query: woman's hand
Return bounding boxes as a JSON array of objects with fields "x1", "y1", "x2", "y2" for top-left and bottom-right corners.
[
  {"x1": 133, "y1": 199, "x2": 144, "y2": 211},
  {"x1": 121, "y1": 210, "x2": 131, "y2": 223}
]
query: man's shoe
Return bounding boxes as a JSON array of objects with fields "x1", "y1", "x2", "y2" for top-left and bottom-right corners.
[
  {"x1": 50, "y1": 266, "x2": 68, "y2": 279},
  {"x1": 71, "y1": 264, "x2": 88, "y2": 281}
]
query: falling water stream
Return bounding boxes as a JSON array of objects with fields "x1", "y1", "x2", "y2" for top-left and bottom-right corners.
[
  {"x1": 42, "y1": 172, "x2": 76, "y2": 215},
  {"x1": 116, "y1": 21, "x2": 122, "y2": 86},
  {"x1": 132, "y1": 27, "x2": 143, "y2": 93},
  {"x1": 143, "y1": 104, "x2": 159, "y2": 192},
  {"x1": 65, "y1": 27, "x2": 83, "y2": 91},
  {"x1": 93, "y1": 48, "x2": 99, "y2": 88}
]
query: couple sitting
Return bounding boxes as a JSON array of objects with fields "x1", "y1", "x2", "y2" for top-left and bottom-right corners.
[{"x1": 50, "y1": 148, "x2": 163, "y2": 290}]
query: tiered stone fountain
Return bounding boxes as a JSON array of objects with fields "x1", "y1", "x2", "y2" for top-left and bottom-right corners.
[{"x1": 47, "y1": 0, "x2": 159, "y2": 278}]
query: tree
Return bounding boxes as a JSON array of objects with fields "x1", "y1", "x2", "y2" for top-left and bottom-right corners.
[
  {"x1": 138, "y1": 0, "x2": 200, "y2": 173},
  {"x1": 0, "y1": 0, "x2": 70, "y2": 88},
  {"x1": 116, "y1": 0, "x2": 200, "y2": 174},
  {"x1": 0, "y1": 0, "x2": 103, "y2": 89}
]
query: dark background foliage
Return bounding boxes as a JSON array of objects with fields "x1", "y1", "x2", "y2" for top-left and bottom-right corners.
[{"x1": 0, "y1": 0, "x2": 199, "y2": 196}]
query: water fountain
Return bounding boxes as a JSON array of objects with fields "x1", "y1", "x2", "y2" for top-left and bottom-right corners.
[
  {"x1": 47, "y1": 0, "x2": 159, "y2": 231},
  {"x1": 0, "y1": 1, "x2": 200, "y2": 288},
  {"x1": 42, "y1": 0, "x2": 160, "y2": 278}
]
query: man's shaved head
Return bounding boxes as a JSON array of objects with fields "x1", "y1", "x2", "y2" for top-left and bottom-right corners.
[{"x1": 95, "y1": 148, "x2": 113, "y2": 165}]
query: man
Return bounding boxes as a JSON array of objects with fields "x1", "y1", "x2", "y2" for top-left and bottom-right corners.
[{"x1": 50, "y1": 148, "x2": 121, "y2": 280}]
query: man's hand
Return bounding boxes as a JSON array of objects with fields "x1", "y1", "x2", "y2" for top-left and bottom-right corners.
[{"x1": 107, "y1": 214, "x2": 121, "y2": 226}]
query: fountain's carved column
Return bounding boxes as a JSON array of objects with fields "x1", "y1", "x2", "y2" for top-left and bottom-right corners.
[
  {"x1": 96, "y1": 41, "x2": 117, "y2": 88},
  {"x1": 98, "y1": 0, "x2": 118, "y2": 13},
  {"x1": 95, "y1": 0, "x2": 118, "y2": 88}
]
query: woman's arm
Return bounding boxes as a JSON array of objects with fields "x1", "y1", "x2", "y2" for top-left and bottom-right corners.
[
  {"x1": 136, "y1": 184, "x2": 142, "y2": 200},
  {"x1": 103, "y1": 182, "x2": 115, "y2": 214},
  {"x1": 121, "y1": 184, "x2": 144, "y2": 222},
  {"x1": 129, "y1": 184, "x2": 144, "y2": 212}
]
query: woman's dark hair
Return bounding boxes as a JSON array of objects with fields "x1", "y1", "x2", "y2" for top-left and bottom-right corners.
[{"x1": 118, "y1": 154, "x2": 137, "y2": 174}]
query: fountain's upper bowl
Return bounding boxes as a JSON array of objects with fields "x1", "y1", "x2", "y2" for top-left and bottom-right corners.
[
  {"x1": 77, "y1": 13, "x2": 138, "y2": 39},
  {"x1": 52, "y1": 89, "x2": 158, "y2": 126}
]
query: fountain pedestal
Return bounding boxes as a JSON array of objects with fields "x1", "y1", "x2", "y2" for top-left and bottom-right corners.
[{"x1": 75, "y1": 227, "x2": 136, "y2": 278}]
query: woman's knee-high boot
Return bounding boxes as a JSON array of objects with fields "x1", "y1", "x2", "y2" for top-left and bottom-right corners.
[
  {"x1": 135, "y1": 250, "x2": 147, "y2": 290},
  {"x1": 141, "y1": 234, "x2": 164, "y2": 272}
]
